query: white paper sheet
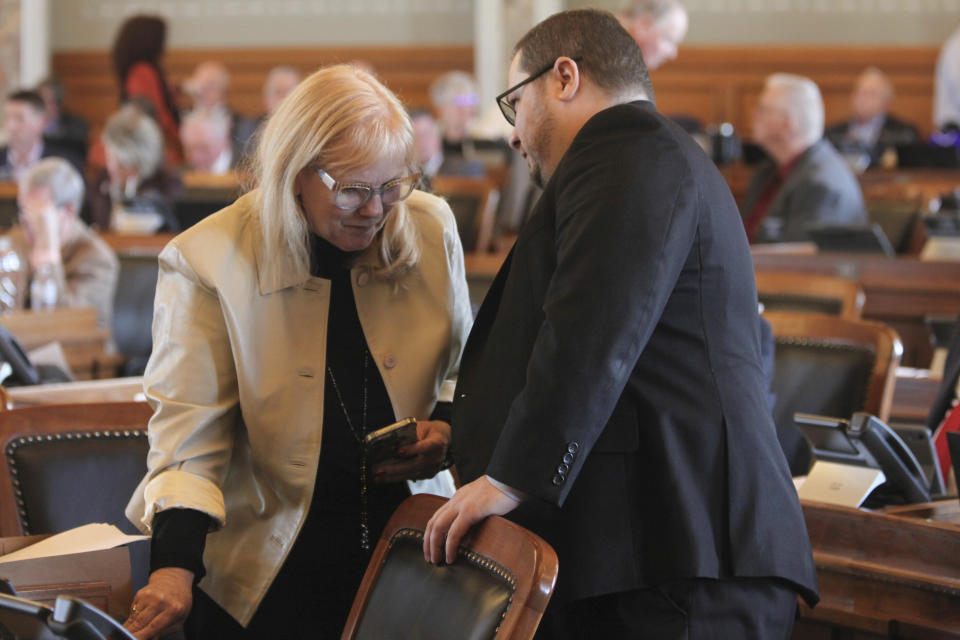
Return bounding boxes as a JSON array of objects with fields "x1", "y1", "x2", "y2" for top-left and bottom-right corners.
[
  {"x1": 0, "y1": 523, "x2": 148, "y2": 564},
  {"x1": 797, "y1": 460, "x2": 887, "y2": 508}
]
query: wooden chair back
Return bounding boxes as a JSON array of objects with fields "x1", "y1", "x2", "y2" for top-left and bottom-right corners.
[
  {"x1": 432, "y1": 176, "x2": 500, "y2": 255},
  {"x1": 0, "y1": 402, "x2": 153, "y2": 537},
  {"x1": 756, "y1": 270, "x2": 865, "y2": 319},
  {"x1": 342, "y1": 493, "x2": 558, "y2": 640}
]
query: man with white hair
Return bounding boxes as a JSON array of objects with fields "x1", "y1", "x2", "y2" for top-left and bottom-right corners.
[
  {"x1": 429, "y1": 70, "x2": 479, "y2": 150},
  {"x1": 184, "y1": 60, "x2": 257, "y2": 157},
  {"x1": 617, "y1": 0, "x2": 688, "y2": 70},
  {"x1": 234, "y1": 66, "x2": 302, "y2": 153},
  {"x1": 10, "y1": 157, "x2": 118, "y2": 328},
  {"x1": 825, "y1": 67, "x2": 918, "y2": 169},
  {"x1": 742, "y1": 73, "x2": 867, "y2": 244},
  {"x1": 180, "y1": 108, "x2": 234, "y2": 174}
]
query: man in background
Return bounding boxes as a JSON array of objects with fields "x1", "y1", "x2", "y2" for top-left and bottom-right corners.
[
  {"x1": 234, "y1": 65, "x2": 302, "y2": 159},
  {"x1": 743, "y1": 73, "x2": 867, "y2": 243},
  {"x1": 618, "y1": 0, "x2": 688, "y2": 71},
  {"x1": 11, "y1": 157, "x2": 117, "y2": 328},
  {"x1": 180, "y1": 108, "x2": 234, "y2": 174},
  {"x1": 1, "y1": 90, "x2": 83, "y2": 182},
  {"x1": 425, "y1": 9, "x2": 817, "y2": 638},
  {"x1": 825, "y1": 67, "x2": 918, "y2": 170},
  {"x1": 36, "y1": 76, "x2": 90, "y2": 162},
  {"x1": 183, "y1": 60, "x2": 254, "y2": 156}
]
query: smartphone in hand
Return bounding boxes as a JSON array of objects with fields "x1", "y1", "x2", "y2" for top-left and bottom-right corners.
[{"x1": 365, "y1": 417, "x2": 418, "y2": 466}]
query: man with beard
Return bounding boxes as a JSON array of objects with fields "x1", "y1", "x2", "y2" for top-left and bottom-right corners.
[{"x1": 424, "y1": 9, "x2": 818, "y2": 639}]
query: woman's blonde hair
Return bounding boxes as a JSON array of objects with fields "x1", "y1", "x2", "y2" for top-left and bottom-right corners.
[{"x1": 250, "y1": 64, "x2": 419, "y2": 284}]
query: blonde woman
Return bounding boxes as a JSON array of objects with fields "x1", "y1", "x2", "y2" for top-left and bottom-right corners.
[{"x1": 124, "y1": 65, "x2": 473, "y2": 639}]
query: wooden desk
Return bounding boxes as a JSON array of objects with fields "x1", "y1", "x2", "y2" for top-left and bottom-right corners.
[
  {"x1": 753, "y1": 253, "x2": 960, "y2": 367},
  {"x1": 891, "y1": 367, "x2": 941, "y2": 424},
  {"x1": 0, "y1": 181, "x2": 17, "y2": 229},
  {"x1": 100, "y1": 232, "x2": 174, "y2": 257},
  {"x1": 0, "y1": 307, "x2": 122, "y2": 380},
  {"x1": 796, "y1": 499, "x2": 960, "y2": 639},
  {"x1": 860, "y1": 169, "x2": 960, "y2": 207}
]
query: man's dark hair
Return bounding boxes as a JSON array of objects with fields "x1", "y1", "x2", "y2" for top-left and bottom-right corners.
[
  {"x1": 6, "y1": 90, "x2": 45, "y2": 113},
  {"x1": 514, "y1": 9, "x2": 654, "y2": 102}
]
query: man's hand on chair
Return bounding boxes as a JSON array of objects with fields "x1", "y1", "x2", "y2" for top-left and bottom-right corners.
[{"x1": 423, "y1": 476, "x2": 520, "y2": 565}]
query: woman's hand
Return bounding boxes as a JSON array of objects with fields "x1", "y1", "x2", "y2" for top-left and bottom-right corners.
[
  {"x1": 123, "y1": 567, "x2": 194, "y2": 640},
  {"x1": 373, "y1": 419, "x2": 451, "y2": 483}
]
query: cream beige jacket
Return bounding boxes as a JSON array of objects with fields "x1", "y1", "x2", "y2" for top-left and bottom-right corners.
[{"x1": 125, "y1": 189, "x2": 472, "y2": 625}]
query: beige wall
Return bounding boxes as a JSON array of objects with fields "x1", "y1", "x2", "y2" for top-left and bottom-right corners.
[
  {"x1": 52, "y1": 0, "x2": 960, "y2": 51},
  {"x1": 584, "y1": 0, "x2": 959, "y2": 45},
  {"x1": 51, "y1": 0, "x2": 474, "y2": 50}
]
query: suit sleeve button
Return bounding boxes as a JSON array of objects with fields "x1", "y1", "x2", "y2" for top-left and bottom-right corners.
[
  {"x1": 562, "y1": 453, "x2": 574, "y2": 464},
  {"x1": 567, "y1": 442, "x2": 580, "y2": 454},
  {"x1": 552, "y1": 474, "x2": 564, "y2": 486},
  {"x1": 557, "y1": 463, "x2": 569, "y2": 474}
]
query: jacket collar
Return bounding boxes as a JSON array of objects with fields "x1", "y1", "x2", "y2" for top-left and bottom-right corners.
[{"x1": 249, "y1": 189, "x2": 380, "y2": 295}]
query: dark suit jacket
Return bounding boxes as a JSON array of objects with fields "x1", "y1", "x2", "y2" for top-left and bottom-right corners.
[
  {"x1": 0, "y1": 140, "x2": 84, "y2": 180},
  {"x1": 452, "y1": 101, "x2": 819, "y2": 606},
  {"x1": 825, "y1": 114, "x2": 919, "y2": 169},
  {"x1": 742, "y1": 139, "x2": 867, "y2": 243}
]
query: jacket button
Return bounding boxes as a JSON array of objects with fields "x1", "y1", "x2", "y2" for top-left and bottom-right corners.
[
  {"x1": 562, "y1": 453, "x2": 574, "y2": 464},
  {"x1": 357, "y1": 272, "x2": 370, "y2": 287},
  {"x1": 557, "y1": 463, "x2": 569, "y2": 474},
  {"x1": 552, "y1": 474, "x2": 564, "y2": 486},
  {"x1": 567, "y1": 442, "x2": 580, "y2": 454},
  {"x1": 384, "y1": 354, "x2": 397, "y2": 369}
]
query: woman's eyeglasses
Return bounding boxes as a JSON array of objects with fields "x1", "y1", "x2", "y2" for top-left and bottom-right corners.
[{"x1": 314, "y1": 168, "x2": 421, "y2": 211}]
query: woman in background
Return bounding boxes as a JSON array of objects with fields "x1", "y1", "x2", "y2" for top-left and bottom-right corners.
[
  {"x1": 111, "y1": 15, "x2": 182, "y2": 165},
  {"x1": 86, "y1": 104, "x2": 181, "y2": 232}
]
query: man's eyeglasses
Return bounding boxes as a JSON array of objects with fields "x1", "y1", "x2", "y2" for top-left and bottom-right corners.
[
  {"x1": 314, "y1": 168, "x2": 420, "y2": 211},
  {"x1": 495, "y1": 57, "x2": 580, "y2": 126}
]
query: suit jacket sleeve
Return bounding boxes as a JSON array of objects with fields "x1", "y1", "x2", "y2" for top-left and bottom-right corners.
[{"x1": 485, "y1": 122, "x2": 699, "y2": 506}]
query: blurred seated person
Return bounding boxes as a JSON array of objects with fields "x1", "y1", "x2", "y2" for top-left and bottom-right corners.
[
  {"x1": 1, "y1": 90, "x2": 83, "y2": 182},
  {"x1": 825, "y1": 67, "x2": 918, "y2": 170},
  {"x1": 37, "y1": 76, "x2": 90, "y2": 161},
  {"x1": 617, "y1": 0, "x2": 689, "y2": 71},
  {"x1": 234, "y1": 65, "x2": 302, "y2": 158},
  {"x1": 9, "y1": 157, "x2": 118, "y2": 328},
  {"x1": 742, "y1": 74, "x2": 867, "y2": 244},
  {"x1": 410, "y1": 109, "x2": 485, "y2": 191},
  {"x1": 429, "y1": 71, "x2": 479, "y2": 155},
  {"x1": 86, "y1": 104, "x2": 182, "y2": 233},
  {"x1": 181, "y1": 108, "x2": 235, "y2": 174},
  {"x1": 934, "y1": 23, "x2": 960, "y2": 133},
  {"x1": 184, "y1": 60, "x2": 254, "y2": 156}
]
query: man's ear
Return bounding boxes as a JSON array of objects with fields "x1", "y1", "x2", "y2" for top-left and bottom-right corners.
[{"x1": 553, "y1": 57, "x2": 581, "y2": 103}]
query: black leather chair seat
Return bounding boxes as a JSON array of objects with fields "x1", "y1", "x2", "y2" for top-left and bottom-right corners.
[
  {"x1": 772, "y1": 339, "x2": 876, "y2": 475},
  {"x1": 112, "y1": 254, "x2": 160, "y2": 376},
  {"x1": 354, "y1": 529, "x2": 515, "y2": 640},
  {"x1": 6, "y1": 430, "x2": 148, "y2": 536}
]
